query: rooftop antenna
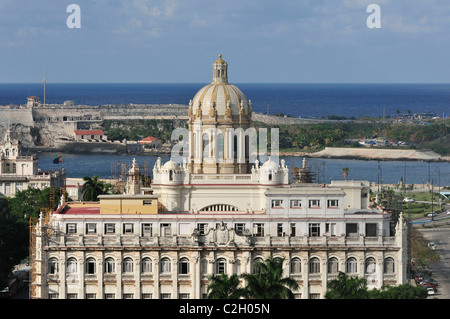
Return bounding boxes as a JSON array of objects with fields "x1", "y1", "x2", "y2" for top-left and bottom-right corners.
[{"x1": 43, "y1": 67, "x2": 46, "y2": 107}]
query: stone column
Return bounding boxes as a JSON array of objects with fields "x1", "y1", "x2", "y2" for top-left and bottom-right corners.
[
  {"x1": 59, "y1": 251, "x2": 66, "y2": 299},
  {"x1": 79, "y1": 253, "x2": 85, "y2": 299},
  {"x1": 97, "y1": 254, "x2": 103, "y2": 299},
  {"x1": 321, "y1": 258, "x2": 328, "y2": 298},
  {"x1": 135, "y1": 257, "x2": 141, "y2": 299},
  {"x1": 192, "y1": 252, "x2": 201, "y2": 299},
  {"x1": 153, "y1": 255, "x2": 160, "y2": 299},
  {"x1": 172, "y1": 255, "x2": 178, "y2": 299},
  {"x1": 116, "y1": 257, "x2": 122, "y2": 299},
  {"x1": 302, "y1": 258, "x2": 309, "y2": 299}
]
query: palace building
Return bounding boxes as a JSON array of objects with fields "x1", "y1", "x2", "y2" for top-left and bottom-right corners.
[{"x1": 29, "y1": 55, "x2": 407, "y2": 299}]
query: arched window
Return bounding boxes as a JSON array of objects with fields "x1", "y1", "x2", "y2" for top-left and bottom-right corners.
[
  {"x1": 384, "y1": 257, "x2": 395, "y2": 274},
  {"x1": 141, "y1": 258, "x2": 152, "y2": 273},
  {"x1": 203, "y1": 133, "x2": 209, "y2": 159},
  {"x1": 215, "y1": 258, "x2": 227, "y2": 274},
  {"x1": 365, "y1": 257, "x2": 376, "y2": 274},
  {"x1": 48, "y1": 258, "x2": 58, "y2": 274},
  {"x1": 346, "y1": 257, "x2": 357, "y2": 274},
  {"x1": 309, "y1": 257, "x2": 320, "y2": 274},
  {"x1": 122, "y1": 258, "x2": 134, "y2": 273},
  {"x1": 169, "y1": 170, "x2": 174, "y2": 181},
  {"x1": 327, "y1": 257, "x2": 339, "y2": 274},
  {"x1": 160, "y1": 258, "x2": 171, "y2": 273},
  {"x1": 216, "y1": 133, "x2": 224, "y2": 162},
  {"x1": 85, "y1": 258, "x2": 96, "y2": 274},
  {"x1": 104, "y1": 258, "x2": 115, "y2": 274},
  {"x1": 66, "y1": 258, "x2": 78, "y2": 274},
  {"x1": 252, "y1": 257, "x2": 264, "y2": 274},
  {"x1": 290, "y1": 257, "x2": 301, "y2": 274},
  {"x1": 178, "y1": 258, "x2": 190, "y2": 274}
]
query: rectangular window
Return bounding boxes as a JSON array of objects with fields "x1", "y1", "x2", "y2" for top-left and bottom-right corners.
[
  {"x1": 123, "y1": 294, "x2": 134, "y2": 299},
  {"x1": 142, "y1": 293, "x2": 152, "y2": 299},
  {"x1": 253, "y1": 223, "x2": 265, "y2": 237},
  {"x1": 271, "y1": 200, "x2": 283, "y2": 208},
  {"x1": 234, "y1": 223, "x2": 245, "y2": 236},
  {"x1": 325, "y1": 223, "x2": 336, "y2": 236},
  {"x1": 86, "y1": 223, "x2": 97, "y2": 234},
  {"x1": 123, "y1": 223, "x2": 134, "y2": 234},
  {"x1": 290, "y1": 200, "x2": 302, "y2": 208},
  {"x1": 5, "y1": 183, "x2": 11, "y2": 194},
  {"x1": 85, "y1": 294, "x2": 96, "y2": 299},
  {"x1": 143, "y1": 200, "x2": 153, "y2": 205},
  {"x1": 179, "y1": 294, "x2": 190, "y2": 299},
  {"x1": 309, "y1": 223, "x2": 321, "y2": 237},
  {"x1": 104, "y1": 293, "x2": 115, "y2": 299},
  {"x1": 198, "y1": 223, "x2": 208, "y2": 235},
  {"x1": 160, "y1": 293, "x2": 171, "y2": 299},
  {"x1": 277, "y1": 223, "x2": 284, "y2": 237},
  {"x1": 142, "y1": 223, "x2": 153, "y2": 236},
  {"x1": 15, "y1": 183, "x2": 23, "y2": 192},
  {"x1": 366, "y1": 223, "x2": 377, "y2": 236},
  {"x1": 66, "y1": 293, "x2": 78, "y2": 299},
  {"x1": 161, "y1": 223, "x2": 172, "y2": 236},
  {"x1": 66, "y1": 223, "x2": 77, "y2": 234},
  {"x1": 105, "y1": 223, "x2": 116, "y2": 234},
  {"x1": 327, "y1": 199, "x2": 339, "y2": 208},
  {"x1": 346, "y1": 223, "x2": 358, "y2": 236},
  {"x1": 290, "y1": 223, "x2": 296, "y2": 237},
  {"x1": 309, "y1": 200, "x2": 320, "y2": 208}
]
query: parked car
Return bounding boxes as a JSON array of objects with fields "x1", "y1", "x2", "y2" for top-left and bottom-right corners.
[
  {"x1": 427, "y1": 213, "x2": 437, "y2": 218},
  {"x1": 403, "y1": 197, "x2": 415, "y2": 203},
  {"x1": 427, "y1": 287, "x2": 436, "y2": 295},
  {"x1": 428, "y1": 242, "x2": 437, "y2": 250}
]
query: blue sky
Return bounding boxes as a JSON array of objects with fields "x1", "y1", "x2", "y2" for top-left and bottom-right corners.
[{"x1": 1, "y1": 0, "x2": 450, "y2": 83}]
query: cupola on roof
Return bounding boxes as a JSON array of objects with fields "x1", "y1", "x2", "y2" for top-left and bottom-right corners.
[{"x1": 189, "y1": 54, "x2": 252, "y2": 123}]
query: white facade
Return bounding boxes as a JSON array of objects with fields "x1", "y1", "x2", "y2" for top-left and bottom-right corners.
[
  {"x1": 0, "y1": 130, "x2": 65, "y2": 197},
  {"x1": 30, "y1": 55, "x2": 407, "y2": 299}
]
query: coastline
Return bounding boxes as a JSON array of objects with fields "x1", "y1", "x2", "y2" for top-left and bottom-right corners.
[{"x1": 26, "y1": 146, "x2": 449, "y2": 163}]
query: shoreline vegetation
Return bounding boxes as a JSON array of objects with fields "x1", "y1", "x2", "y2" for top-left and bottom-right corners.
[{"x1": 27, "y1": 112, "x2": 450, "y2": 162}]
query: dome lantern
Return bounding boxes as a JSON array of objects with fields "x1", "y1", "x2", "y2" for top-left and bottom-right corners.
[{"x1": 212, "y1": 54, "x2": 228, "y2": 84}]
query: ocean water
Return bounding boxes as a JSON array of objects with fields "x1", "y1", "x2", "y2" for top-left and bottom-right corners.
[
  {"x1": 1, "y1": 83, "x2": 450, "y2": 119},
  {"x1": 37, "y1": 152, "x2": 450, "y2": 186}
]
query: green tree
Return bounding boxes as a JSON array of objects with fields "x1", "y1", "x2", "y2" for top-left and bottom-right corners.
[
  {"x1": 0, "y1": 216, "x2": 29, "y2": 289},
  {"x1": 369, "y1": 284, "x2": 428, "y2": 299},
  {"x1": 9, "y1": 187, "x2": 60, "y2": 222},
  {"x1": 206, "y1": 273, "x2": 246, "y2": 299},
  {"x1": 325, "y1": 272, "x2": 370, "y2": 299},
  {"x1": 81, "y1": 176, "x2": 108, "y2": 201},
  {"x1": 241, "y1": 257, "x2": 299, "y2": 299}
]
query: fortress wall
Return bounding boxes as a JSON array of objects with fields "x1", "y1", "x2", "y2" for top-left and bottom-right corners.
[{"x1": 0, "y1": 107, "x2": 34, "y2": 126}]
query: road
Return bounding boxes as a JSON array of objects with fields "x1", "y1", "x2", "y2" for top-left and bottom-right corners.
[{"x1": 417, "y1": 227, "x2": 450, "y2": 299}]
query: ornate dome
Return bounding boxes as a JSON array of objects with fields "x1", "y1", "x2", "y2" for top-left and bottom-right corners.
[
  {"x1": 189, "y1": 54, "x2": 252, "y2": 123},
  {"x1": 261, "y1": 159, "x2": 279, "y2": 171},
  {"x1": 162, "y1": 160, "x2": 181, "y2": 172}
]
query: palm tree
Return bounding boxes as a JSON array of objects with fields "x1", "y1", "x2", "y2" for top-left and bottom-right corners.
[
  {"x1": 206, "y1": 273, "x2": 246, "y2": 299},
  {"x1": 325, "y1": 272, "x2": 369, "y2": 299},
  {"x1": 241, "y1": 257, "x2": 299, "y2": 299},
  {"x1": 342, "y1": 167, "x2": 350, "y2": 181},
  {"x1": 81, "y1": 176, "x2": 107, "y2": 201}
]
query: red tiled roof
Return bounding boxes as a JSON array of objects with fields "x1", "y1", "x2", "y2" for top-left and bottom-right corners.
[
  {"x1": 74, "y1": 130, "x2": 104, "y2": 135},
  {"x1": 139, "y1": 136, "x2": 161, "y2": 144},
  {"x1": 55, "y1": 203, "x2": 100, "y2": 215}
]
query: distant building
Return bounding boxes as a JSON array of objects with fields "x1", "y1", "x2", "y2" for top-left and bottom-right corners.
[
  {"x1": 139, "y1": 136, "x2": 162, "y2": 149},
  {"x1": 74, "y1": 130, "x2": 107, "y2": 141},
  {"x1": 27, "y1": 96, "x2": 40, "y2": 108},
  {"x1": 0, "y1": 130, "x2": 65, "y2": 197}
]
